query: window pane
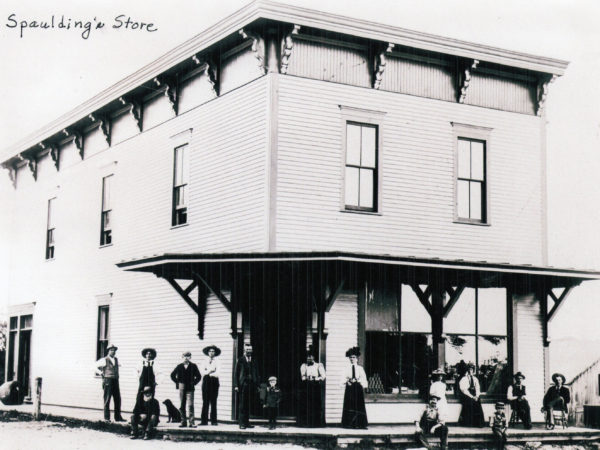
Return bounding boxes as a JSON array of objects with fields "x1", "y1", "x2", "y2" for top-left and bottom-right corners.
[
  {"x1": 361, "y1": 126, "x2": 376, "y2": 168},
  {"x1": 366, "y1": 288, "x2": 398, "y2": 331},
  {"x1": 10, "y1": 317, "x2": 18, "y2": 330},
  {"x1": 457, "y1": 180, "x2": 469, "y2": 218},
  {"x1": 359, "y1": 168, "x2": 374, "y2": 209},
  {"x1": 445, "y1": 334, "x2": 476, "y2": 384},
  {"x1": 99, "y1": 307, "x2": 109, "y2": 339},
  {"x1": 366, "y1": 331, "x2": 400, "y2": 394},
  {"x1": 346, "y1": 124, "x2": 361, "y2": 166},
  {"x1": 175, "y1": 185, "x2": 186, "y2": 208},
  {"x1": 181, "y1": 145, "x2": 189, "y2": 184},
  {"x1": 345, "y1": 166, "x2": 359, "y2": 207},
  {"x1": 20, "y1": 315, "x2": 33, "y2": 329},
  {"x1": 478, "y1": 336, "x2": 508, "y2": 394},
  {"x1": 470, "y1": 181, "x2": 482, "y2": 220},
  {"x1": 478, "y1": 288, "x2": 507, "y2": 335},
  {"x1": 47, "y1": 199, "x2": 55, "y2": 228},
  {"x1": 102, "y1": 211, "x2": 111, "y2": 230},
  {"x1": 401, "y1": 285, "x2": 431, "y2": 333},
  {"x1": 174, "y1": 146, "x2": 185, "y2": 185},
  {"x1": 445, "y1": 287, "x2": 475, "y2": 334},
  {"x1": 457, "y1": 139, "x2": 471, "y2": 179},
  {"x1": 471, "y1": 142, "x2": 485, "y2": 181},
  {"x1": 103, "y1": 175, "x2": 112, "y2": 210},
  {"x1": 401, "y1": 333, "x2": 433, "y2": 396}
]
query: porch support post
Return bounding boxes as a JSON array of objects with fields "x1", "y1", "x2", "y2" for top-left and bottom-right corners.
[{"x1": 431, "y1": 285, "x2": 445, "y2": 371}]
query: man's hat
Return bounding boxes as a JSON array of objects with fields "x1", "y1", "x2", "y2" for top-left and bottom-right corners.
[
  {"x1": 514, "y1": 371, "x2": 526, "y2": 380},
  {"x1": 268, "y1": 376, "x2": 277, "y2": 382},
  {"x1": 106, "y1": 344, "x2": 118, "y2": 352},
  {"x1": 552, "y1": 373, "x2": 566, "y2": 384},
  {"x1": 495, "y1": 402, "x2": 505, "y2": 409},
  {"x1": 141, "y1": 348, "x2": 157, "y2": 360},
  {"x1": 345, "y1": 346, "x2": 361, "y2": 358},
  {"x1": 203, "y1": 345, "x2": 221, "y2": 357},
  {"x1": 142, "y1": 386, "x2": 154, "y2": 395},
  {"x1": 182, "y1": 351, "x2": 192, "y2": 357}
]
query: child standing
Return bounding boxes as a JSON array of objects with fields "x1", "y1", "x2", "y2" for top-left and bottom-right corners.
[
  {"x1": 262, "y1": 376, "x2": 282, "y2": 430},
  {"x1": 491, "y1": 402, "x2": 508, "y2": 450}
]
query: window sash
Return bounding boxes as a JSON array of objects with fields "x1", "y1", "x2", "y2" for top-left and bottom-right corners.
[
  {"x1": 172, "y1": 144, "x2": 189, "y2": 226},
  {"x1": 345, "y1": 122, "x2": 378, "y2": 211},
  {"x1": 457, "y1": 138, "x2": 486, "y2": 221},
  {"x1": 97, "y1": 306, "x2": 110, "y2": 360}
]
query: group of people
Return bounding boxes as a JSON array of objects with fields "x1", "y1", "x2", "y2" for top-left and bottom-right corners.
[
  {"x1": 95, "y1": 344, "x2": 222, "y2": 439},
  {"x1": 415, "y1": 366, "x2": 571, "y2": 450}
]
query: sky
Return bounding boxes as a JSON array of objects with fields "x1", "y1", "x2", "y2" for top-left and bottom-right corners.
[{"x1": 0, "y1": 0, "x2": 599, "y2": 343}]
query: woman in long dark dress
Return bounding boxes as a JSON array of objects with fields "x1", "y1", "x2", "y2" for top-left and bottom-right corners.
[
  {"x1": 341, "y1": 347, "x2": 368, "y2": 429},
  {"x1": 297, "y1": 346, "x2": 326, "y2": 427},
  {"x1": 458, "y1": 362, "x2": 486, "y2": 427}
]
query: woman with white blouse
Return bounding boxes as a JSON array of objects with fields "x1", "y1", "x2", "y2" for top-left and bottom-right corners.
[{"x1": 340, "y1": 346, "x2": 368, "y2": 429}]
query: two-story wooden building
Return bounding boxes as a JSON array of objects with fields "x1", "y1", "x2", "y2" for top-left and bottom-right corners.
[{"x1": 2, "y1": 1, "x2": 599, "y2": 424}]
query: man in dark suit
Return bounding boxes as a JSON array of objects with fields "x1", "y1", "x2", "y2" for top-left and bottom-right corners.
[
  {"x1": 543, "y1": 373, "x2": 570, "y2": 428},
  {"x1": 234, "y1": 343, "x2": 260, "y2": 429}
]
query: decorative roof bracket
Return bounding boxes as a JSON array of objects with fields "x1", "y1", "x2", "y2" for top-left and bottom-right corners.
[
  {"x1": 537, "y1": 74, "x2": 557, "y2": 116},
  {"x1": 373, "y1": 42, "x2": 395, "y2": 90},
  {"x1": 458, "y1": 59, "x2": 479, "y2": 103},
  {"x1": 40, "y1": 141, "x2": 60, "y2": 171},
  {"x1": 88, "y1": 113, "x2": 111, "y2": 148},
  {"x1": 192, "y1": 55, "x2": 219, "y2": 97},
  {"x1": 17, "y1": 152, "x2": 37, "y2": 181},
  {"x1": 119, "y1": 96, "x2": 143, "y2": 132},
  {"x1": 1, "y1": 161, "x2": 17, "y2": 188},
  {"x1": 153, "y1": 76, "x2": 178, "y2": 116},
  {"x1": 62, "y1": 128, "x2": 84, "y2": 160},
  {"x1": 280, "y1": 24, "x2": 300, "y2": 75},
  {"x1": 239, "y1": 28, "x2": 266, "y2": 74}
]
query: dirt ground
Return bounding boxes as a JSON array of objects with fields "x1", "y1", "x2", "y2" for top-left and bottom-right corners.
[{"x1": 0, "y1": 421, "x2": 318, "y2": 450}]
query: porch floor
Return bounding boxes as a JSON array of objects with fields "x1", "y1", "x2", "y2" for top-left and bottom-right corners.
[{"x1": 2, "y1": 402, "x2": 599, "y2": 448}]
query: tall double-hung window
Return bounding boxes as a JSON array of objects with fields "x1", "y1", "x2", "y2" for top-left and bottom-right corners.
[
  {"x1": 172, "y1": 144, "x2": 189, "y2": 226},
  {"x1": 345, "y1": 122, "x2": 378, "y2": 211},
  {"x1": 45, "y1": 198, "x2": 56, "y2": 260},
  {"x1": 100, "y1": 175, "x2": 113, "y2": 246}
]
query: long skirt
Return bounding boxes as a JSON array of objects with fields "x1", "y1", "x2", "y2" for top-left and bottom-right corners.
[
  {"x1": 459, "y1": 396, "x2": 486, "y2": 427},
  {"x1": 297, "y1": 380, "x2": 325, "y2": 427},
  {"x1": 341, "y1": 383, "x2": 368, "y2": 429}
]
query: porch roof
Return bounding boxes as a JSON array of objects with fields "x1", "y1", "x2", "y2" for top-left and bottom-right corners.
[{"x1": 116, "y1": 251, "x2": 600, "y2": 288}]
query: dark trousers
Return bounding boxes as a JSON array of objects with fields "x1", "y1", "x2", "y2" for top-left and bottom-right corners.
[
  {"x1": 511, "y1": 399, "x2": 532, "y2": 427},
  {"x1": 266, "y1": 406, "x2": 278, "y2": 426},
  {"x1": 201, "y1": 376, "x2": 219, "y2": 424},
  {"x1": 492, "y1": 427, "x2": 507, "y2": 450},
  {"x1": 546, "y1": 397, "x2": 565, "y2": 423},
  {"x1": 415, "y1": 424, "x2": 448, "y2": 450},
  {"x1": 103, "y1": 378, "x2": 122, "y2": 420},
  {"x1": 238, "y1": 382, "x2": 255, "y2": 426},
  {"x1": 130, "y1": 413, "x2": 158, "y2": 436}
]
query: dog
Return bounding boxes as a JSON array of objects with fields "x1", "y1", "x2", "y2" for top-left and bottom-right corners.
[{"x1": 162, "y1": 399, "x2": 182, "y2": 423}]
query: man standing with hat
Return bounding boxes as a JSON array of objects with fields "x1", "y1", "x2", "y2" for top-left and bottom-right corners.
[
  {"x1": 200, "y1": 345, "x2": 221, "y2": 425},
  {"x1": 130, "y1": 386, "x2": 161, "y2": 440},
  {"x1": 543, "y1": 373, "x2": 570, "y2": 428},
  {"x1": 136, "y1": 348, "x2": 161, "y2": 396},
  {"x1": 170, "y1": 351, "x2": 201, "y2": 427},
  {"x1": 95, "y1": 344, "x2": 125, "y2": 422},
  {"x1": 234, "y1": 342, "x2": 260, "y2": 429},
  {"x1": 506, "y1": 371, "x2": 531, "y2": 429}
]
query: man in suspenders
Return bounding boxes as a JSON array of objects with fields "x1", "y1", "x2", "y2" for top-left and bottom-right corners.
[{"x1": 95, "y1": 344, "x2": 125, "y2": 422}]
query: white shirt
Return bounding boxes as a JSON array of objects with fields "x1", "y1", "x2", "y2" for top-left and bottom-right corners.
[
  {"x1": 459, "y1": 373, "x2": 481, "y2": 398},
  {"x1": 300, "y1": 362, "x2": 326, "y2": 381},
  {"x1": 200, "y1": 358, "x2": 220, "y2": 379},
  {"x1": 340, "y1": 363, "x2": 368, "y2": 389}
]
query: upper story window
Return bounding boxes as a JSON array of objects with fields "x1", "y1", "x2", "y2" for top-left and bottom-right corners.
[
  {"x1": 45, "y1": 198, "x2": 56, "y2": 260},
  {"x1": 100, "y1": 175, "x2": 113, "y2": 246},
  {"x1": 172, "y1": 143, "x2": 189, "y2": 226},
  {"x1": 345, "y1": 122, "x2": 378, "y2": 212},
  {"x1": 453, "y1": 123, "x2": 492, "y2": 225}
]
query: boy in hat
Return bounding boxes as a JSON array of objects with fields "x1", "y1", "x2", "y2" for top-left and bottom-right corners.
[
  {"x1": 95, "y1": 344, "x2": 125, "y2": 422},
  {"x1": 415, "y1": 394, "x2": 448, "y2": 450},
  {"x1": 543, "y1": 373, "x2": 570, "y2": 428},
  {"x1": 130, "y1": 386, "x2": 161, "y2": 440},
  {"x1": 261, "y1": 376, "x2": 282, "y2": 430},
  {"x1": 200, "y1": 345, "x2": 221, "y2": 425},
  {"x1": 506, "y1": 371, "x2": 531, "y2": 428},
  {"x1": 490, "y1": 402, "x2": 508, "y2": 450},
  {"x1": 170, "y1": 351, "x2": 201, "y2": 427}
]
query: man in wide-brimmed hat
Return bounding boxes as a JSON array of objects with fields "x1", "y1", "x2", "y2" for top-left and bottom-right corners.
[
  {"x1": 170, "y1": 351, "x2": 201, "y2": 427},
  {"x1": 543, "y1": 372, "x2": 570, "y2": 428},
  {"x1": 94, "y1": 344, "x2": 125, "y2": 422},
  {"x1": 136, "y1": 348, "x2": 161, "y2": 396},
  {"x1": 200, "y1": 345, "x2": 221, "y2": 425},
  {"x1": 506, "y1": 371, "x2": 531, "y2": 429},
  {"x1": 415, "y1": 394, "x2": 448, "y2": 450}
]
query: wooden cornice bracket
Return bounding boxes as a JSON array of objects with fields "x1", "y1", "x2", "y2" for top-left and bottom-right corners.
[
  {"x1": 192, "y1": 270, "x2": 232, "y2": 312},
  {"x1": 62, "y1": 128, "x2": 84, "y2": 159},
  {"x1": 537, "y1": 74, "x2": 557, "y2": 116},
  {"x1": 458, "y1": 59, "x2": 479, "y2": 103},
  {"x1": 88, "y1": 113, "x2": 111, "y2": 148},
  {"x1": 153, "y1": 76, "x2": 178, "y2": 116},
  {"x1": 239, "y1": 28, "x2": 266, "y2": 74},
  {"x1": 409, "y1": 283, "x2": 433, "y2": 316},
  {"x1": 443, "y1": 285, "x2": 465, "y2": 318},
  {"x1": 41, "y1": 140, "x2": 60, "y2": 171},
  {"x1": 165, "y1": 277, "x2": 199, "y2": 313},
  {"x1": 1, "y1": 162, "x2": 17, "y2": 188},
  {"x1": 547, "y1": 285, "x2": 574, "y2": 322},
  {"x1": 373, "y1": 42, "x2": 395, "y2": 90},
  {"x1": 20, "y1": 153, "x2": 37, "y2": 181},
  {"x1": 119, "y1": 96, "x2": 143, "y2": 132},
  {"x1": 325, "y1": 279, "x2": 346, "y2": 312},
  {"x1": 280, "y1": 24, "x2": 300, "y2": 75}
]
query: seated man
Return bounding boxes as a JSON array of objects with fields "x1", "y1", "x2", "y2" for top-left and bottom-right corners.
[
  {"x1": 131, "y1": 386, "x2": 161, "y2": 440},
  {"x1": 415, "y1": 394, "x2": 449, "y2": 450},
  {"x1": 543, "y1": 373, "x2": 570, "y2": 429},
  {"x1": 506, "y1": 371, "x2": 532, "y2": 429}
]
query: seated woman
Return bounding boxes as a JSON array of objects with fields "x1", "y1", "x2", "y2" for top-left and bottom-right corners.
[
  {"x1": 506, "y1": 371, "x2": 532, "y2": 429},
  {"x1": 458, "y1": 363, "x2": 486, "y2": 427},
  {"x1": 543, "y1": 373, "x2": 570, "y2": 429}
]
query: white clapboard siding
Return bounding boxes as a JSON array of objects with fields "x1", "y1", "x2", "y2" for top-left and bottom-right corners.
[
  {"x1": 275, "y1": 75, "x2": 544, "y2": 266},
  {"x1": 514, "y1": 293, "x2": 546, "y2": 422},
  {"x1": 466, "y1": 73, "x2": 536, "y2": 115},
  {"x1": 325, "y1": 292, "x2": 358, "y2": 424}
]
